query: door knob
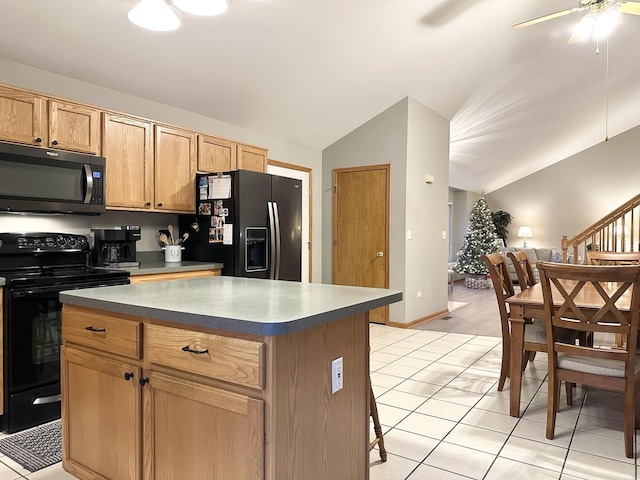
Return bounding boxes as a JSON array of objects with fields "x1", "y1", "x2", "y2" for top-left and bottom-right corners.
[{"x1": 377, "y1": 251, "x2": 384, "y2": 257}]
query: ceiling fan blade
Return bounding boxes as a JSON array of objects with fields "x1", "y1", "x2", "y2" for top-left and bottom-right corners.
[
  {"x1": 619, "y1": 1, "x2": 640, "y2": 15},
  {"x1": 512, "y1": 8, "x2": 580, "y2": 29}
]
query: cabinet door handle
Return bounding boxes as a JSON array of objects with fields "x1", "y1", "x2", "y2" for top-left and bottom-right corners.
[
  {"x1": 157, "y1": 202, "x2": 163, "y2": 207},
  {"x1": 124, "y1": 372, "x2": 134, "y2": 381},
  {"x1": 145, "y1": 202, "x2": 151, "y2": 207},
  {"x1": 182, "y1": 345, "x2": 209, "y2": 355},
  {"x1": 35, "y1": 137, "x2": 42, "y2": 143},
  {"x1": 85, "y1": 326, "x2": 106, "y2": 333},
  {"x1": 139, "y1": 377, "x2": 149, "y2": 386},
  {"x1": 52, "y1": 140, "x2": 58, "y2": 146}
]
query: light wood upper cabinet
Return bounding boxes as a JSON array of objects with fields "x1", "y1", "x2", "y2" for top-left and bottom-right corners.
[
  {"x1": 237, "y1": 143, "x2": 268, "y2": 173},
  {"x1": 0, "y1": 85, "x2": 47, "y2": 146},
  {"x1": 154, "y1": 125, "x2": 196, "y2": 212},
  {"x1": 49, "y1": 100, "x2": 101, "y2": 154},
  {"x1": 198, "y1": 134, "x2": 237, "y2": 173},
  {"x1": 102, "y1": 113, "x2": 154, "y2": 210}
]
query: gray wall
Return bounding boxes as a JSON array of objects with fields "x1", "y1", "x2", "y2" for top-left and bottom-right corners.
[
  {"x1": 404, "y1": 98, "x2": 450, "y2": 323},
  {"x1": 322, "y1": 97, "x2": 450, "y2": 325},
  {"x1": 322, "y1": 98, "x2": 408, "y2": 322},
  {"x1": 486, "y1": 123, "x2": 640, "y2": 250},
  {"x1": 0, "y1": 58, "x2": 323, "y2": 281}
]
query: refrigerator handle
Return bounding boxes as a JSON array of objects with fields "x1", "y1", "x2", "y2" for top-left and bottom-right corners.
[
  {"x1": 268, "y1": 202, "x2": 277, "y2": 280},
  {"x1": 273, "y1": 202, "x2": 281, "y2": 280}
]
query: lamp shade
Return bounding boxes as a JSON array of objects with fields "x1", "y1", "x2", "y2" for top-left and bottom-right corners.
[
  {"x1": 173, "y1": 0, "x2": 228, "y2": 16},
  {"x1": 128, "y1": 0, "x2": 181, "y2": 31},
  {"x1": 517, "y1": 226, "x2": 532, "y2": 238}
]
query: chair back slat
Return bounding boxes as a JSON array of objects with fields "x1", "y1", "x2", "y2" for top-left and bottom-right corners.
[
  {"x1": 586, "y1": 251, "x2": 640, "y2": 266},
  {"x1": 507, "y1": 251, "x2": 537, "y2": 290}
]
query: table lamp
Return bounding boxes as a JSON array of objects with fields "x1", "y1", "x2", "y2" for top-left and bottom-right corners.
[{"x1": 517, "y1": 226, "x2": 532, "y2": 248}]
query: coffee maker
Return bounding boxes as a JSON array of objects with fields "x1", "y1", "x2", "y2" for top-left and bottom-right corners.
[{"x1": 92, "y1": 226, "x2": 141, "y2": 267}]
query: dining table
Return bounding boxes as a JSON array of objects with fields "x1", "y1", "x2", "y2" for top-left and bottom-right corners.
[{"x1": 505, "y1": 278, "x2": 634, "y2": 418}]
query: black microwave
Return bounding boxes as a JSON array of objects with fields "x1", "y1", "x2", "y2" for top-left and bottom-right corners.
[{"x1": 0, "y1": 142, "x2": 105, "y2": 215}]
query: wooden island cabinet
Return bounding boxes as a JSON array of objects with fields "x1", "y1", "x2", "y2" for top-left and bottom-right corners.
[{"x1": 60, "y1": 277, "x2": 402, "y2": 480}]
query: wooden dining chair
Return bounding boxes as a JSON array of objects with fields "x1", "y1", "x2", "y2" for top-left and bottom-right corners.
[
  {"x1": 481, "y1": 253, "x2": 573, "y2": 402},
  {"x1": 586, "y1": 251, "x2": 640, "y2": 266},
  {"x1": 507, "y1": 251, "x2": 537, "y2": 291},
  {"x1": 537, "y1": 261, "x2": 640, "y2": 458}
]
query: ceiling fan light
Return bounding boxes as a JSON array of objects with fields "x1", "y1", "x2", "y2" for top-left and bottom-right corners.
[
  {"x1": 128, "y1": 0, "x2": 181, "y2": 31},
  {"x1": 593, "y1": 8, "x2": 621, "y2": 38},
  {"x1": 172, "y1": 0, "x2": 228, "y2": 16}
]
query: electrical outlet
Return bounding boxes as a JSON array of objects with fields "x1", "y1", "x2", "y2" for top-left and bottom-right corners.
[
  {"x1": 417, "y1": 291, "x2": 422, "y2": 298},
  {"x1": 407, "y1": 230, "x2": 412, "y2": 240},
  {"x1": 331, "y1": 357, "x2": 343, "y2": 393},
  {"x1": 442, "y1": 230, "x2": 447, "y2": 239}
]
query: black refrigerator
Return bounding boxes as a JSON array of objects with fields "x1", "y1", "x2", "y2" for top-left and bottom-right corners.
[{"x1": 179, "y1": 170, "x2": 302, "y2": 281}]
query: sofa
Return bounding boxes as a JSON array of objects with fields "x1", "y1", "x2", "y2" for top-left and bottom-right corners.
[{"x1": 497, "y1": 246, "x2": 564, "y2": 284}]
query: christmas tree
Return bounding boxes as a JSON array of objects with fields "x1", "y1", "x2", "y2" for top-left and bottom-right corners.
[{"x1": 455, "y1": 198, "x2": 498, "y2": 275}]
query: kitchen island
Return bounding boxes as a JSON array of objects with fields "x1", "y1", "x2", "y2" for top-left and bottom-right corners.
[{"x1": 60, "y1": 277, "x2": 402, "y2": 480}]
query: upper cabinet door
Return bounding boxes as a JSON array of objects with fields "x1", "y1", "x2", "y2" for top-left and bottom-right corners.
[
  {"x1": 198, "y1": 134, "x2": 237, "y2": 173},
  {"x1": 102, "y1": 113, "x2": 153, "y2": 210},
  {"x1": 154, "y1": 125, "x2": 196, "y2": 213},
  {"x1": 49, "y1": 100, "x2": 100, "y2": 154},
  {"x1": 237, "y1": 144, "x2": 268, "y2": 173},
  {"x1": 0, "y1": 86, "x2": 47, "y2": 146}
]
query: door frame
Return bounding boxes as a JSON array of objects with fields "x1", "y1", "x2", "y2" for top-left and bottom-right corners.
[
  {"x1": 332, "y1": 164, "x2": 390, "y2": 323},
  {"x1": 267, "y1": 159, "x2": 313, "y2": 282}
]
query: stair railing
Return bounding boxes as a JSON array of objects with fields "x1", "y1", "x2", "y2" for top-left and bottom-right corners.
[{"x1": 561, "y1": 193, "x2": 640, "y2": 264}]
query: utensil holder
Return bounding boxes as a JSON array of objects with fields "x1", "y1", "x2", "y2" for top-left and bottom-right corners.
[{"x1": 163, "y1": 245, "x2": 184, "y2": 263}]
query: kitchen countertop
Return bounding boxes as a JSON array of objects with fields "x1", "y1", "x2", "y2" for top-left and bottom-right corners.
[
  {"x1": 116, "y1": 261, "x2": 224, "y2": 276},
  {"x1": 60, "y1": 276, "x2": 402, "y2": 336}
]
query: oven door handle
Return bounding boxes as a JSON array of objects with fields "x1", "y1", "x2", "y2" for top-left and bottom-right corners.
[{"x1": 32, "y1": 394, "x2": 62, "y2": 405}]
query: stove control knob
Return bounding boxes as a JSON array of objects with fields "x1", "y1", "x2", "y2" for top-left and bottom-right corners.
[
  {"x1": 56, "y1": 235, "x2": 66, "y2": 247},
  {"x1": 77, "y1": 236, "x2": 88, "y2": 248},
  {"x1": 67, "y1": 237, "x2": 77, "y2": 247}
]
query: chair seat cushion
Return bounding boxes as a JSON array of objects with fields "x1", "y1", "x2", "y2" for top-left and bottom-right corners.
[
  {"x1": 558, "y1": 353, "x2": 640, "y2": 378},
  {"x1": 523, "y1": 319, "x2": 575, "y2": 345}
]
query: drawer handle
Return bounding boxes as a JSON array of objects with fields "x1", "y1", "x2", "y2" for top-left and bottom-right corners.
[
  {"x1": 124, "y1": 372, "x2": 134, "y2": 381},
  {"x1": 85, "y1": 326, "x2": 106, "y2": 333},
  {"x1": 182, "y1": 345, "x2": 209, "y2": 355}
]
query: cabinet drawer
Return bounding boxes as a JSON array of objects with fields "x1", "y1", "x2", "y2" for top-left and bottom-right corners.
[
  {"x1": 62, "y1": 306, "x2": 142, "y2": 359},
  {"x1": 146, "y1": 324, "x2": 264, "y2": 389}
]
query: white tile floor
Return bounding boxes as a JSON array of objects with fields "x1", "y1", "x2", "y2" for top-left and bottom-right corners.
[
  {"x1": 368, "y1": 323, "x2": 640, "y2": 480},
  {"x1": 0, "y1": 322, "x2": 636, "y2": 479}
]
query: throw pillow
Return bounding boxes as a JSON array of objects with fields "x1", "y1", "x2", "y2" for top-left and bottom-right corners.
[{"x1": 550, "y1": 249, "x2": 562, "y2": 263}]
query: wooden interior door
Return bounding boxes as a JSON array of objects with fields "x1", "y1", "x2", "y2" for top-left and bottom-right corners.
[{"x1": 333, "y1": 164, "x2": 390, "y2": 324}]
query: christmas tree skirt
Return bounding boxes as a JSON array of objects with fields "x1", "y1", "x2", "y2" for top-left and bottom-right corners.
[{"x1": 464, "y1": 275, "x2": 491, "y2": 289}]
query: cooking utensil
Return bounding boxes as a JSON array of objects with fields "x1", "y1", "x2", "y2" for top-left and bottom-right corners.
[
  {"x1": 179, "y1": 232, "x2": 189, "y2": 245},
  {"x1": 158, "y1": 233, "x2": 170, "y2": 246},
  {"x1": 167, "y1": 225, "x2": 175, "y2": 245}
]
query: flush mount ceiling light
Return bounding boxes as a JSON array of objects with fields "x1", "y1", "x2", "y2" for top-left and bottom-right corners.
[
  {"x1": 172, "y1": 0, "x2": 228, "y2": 16},
  {"x1": 128, "y1": 0, "x2": 181, "y2": 31}
]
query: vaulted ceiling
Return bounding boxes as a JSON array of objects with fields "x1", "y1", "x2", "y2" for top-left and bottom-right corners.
[{"x1": 2, "y1": 0, "x2": 639, "y2": 192}]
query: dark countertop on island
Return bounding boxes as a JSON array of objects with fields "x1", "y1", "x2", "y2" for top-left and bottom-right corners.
[{"x1": 60, "y1": 276, "x2": 402, "y2": 336}]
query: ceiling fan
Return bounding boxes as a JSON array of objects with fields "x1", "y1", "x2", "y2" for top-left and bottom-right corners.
[{"x1": 513, "y1": 0, "x2": 640, "y2": 43}]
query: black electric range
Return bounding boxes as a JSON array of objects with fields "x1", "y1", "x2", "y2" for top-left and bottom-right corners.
[{"x1": 0, "y1": 233, "x2": 130, "y2": 432}]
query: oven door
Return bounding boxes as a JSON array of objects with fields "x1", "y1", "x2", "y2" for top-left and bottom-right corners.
[{"x1": 4, "y1": 278, "x2": 128, "y2": 432}]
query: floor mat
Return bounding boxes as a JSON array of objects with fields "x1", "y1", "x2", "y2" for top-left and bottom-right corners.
[{"x1": 0, "y1": 420, "x2": 61, "y2": 472}]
